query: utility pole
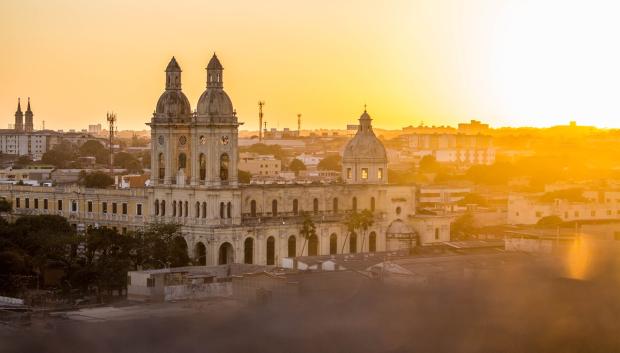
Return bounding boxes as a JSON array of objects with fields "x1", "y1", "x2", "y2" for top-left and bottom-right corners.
[
  {"x1": 297, "y1": 113, "x2": 301, "y2": 137},
  {"x1": 258, "y1": 101, "x2": 265, "y2": 142},
  {"x1": 106, "y1": 112, "x2": 116, "y2": 175}
]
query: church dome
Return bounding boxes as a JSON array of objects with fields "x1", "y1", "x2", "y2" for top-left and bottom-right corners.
[
  {"x1": 342, "y1": 110, "x2": 387, "y2": 163},
  {"x1": 386, "y1": 219, "x2": 415, "y2": 236},
  {"x1": 155, "y1": 90, "x2": 191, "y2": 118},
  {"x1": 196, "y1": 89, "x2": 234, "y2": 116}
]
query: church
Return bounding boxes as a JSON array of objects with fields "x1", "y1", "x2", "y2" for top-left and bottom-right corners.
[{"x1": 1, "y1": 54, "x2": 451, "y2": 266}]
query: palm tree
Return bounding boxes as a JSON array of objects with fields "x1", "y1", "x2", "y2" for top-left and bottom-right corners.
[
  {"x1": 299, "y1": 212, "x2": 317, "y2": 256},
  {"x1": 341, "y1": 211, "x2": 360, "y2": 254},
  {"x1": 358, "y1": 209, "x2": 374, "y2": 252}
]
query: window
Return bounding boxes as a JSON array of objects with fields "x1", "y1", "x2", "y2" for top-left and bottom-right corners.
[
  {"x1": 288, "y1": 236, "x2": 296, "y2": 257},
  {"x1": 435, "y1": 228, "x2": 440, "y2": 240},
  {"x1": 202, "y1": 202, "x2": 207, "y2": 218},
  {"x1": 71, "y1": 200, "x2": 77, "y2": 212},
  {"x1": 199, "y1": 153, "x2": 206, "y2": 181},
  {"x1": 313, "y1": 198, "x2": 319, "y2": 215},
  {"x1": 178, "y1": 153, "x2": 187, "y2": 170},
  {"x1": 137, "y1": 204, "x2": 142, "y2": 216},
  {"x1": 102, "y1": 202, "x2": 108, "y2": 213},
  {"x1": 25, "y1": 198, "x2": 29, "y2": 208},
  {"x1": 184, "y1": 201, "x2": 188, "y2": 218},
  {"x1": 293, "y1": 199, "x2": 298, "y2": 215},
  {"x1": 220, "y1": 202, "x2": 225, "y2": 218},
  {"x1": 250, "y1": 200, "x2": 257, "y2": 217},
  {"x1": 112, "y1": 203, "x2": 118, "y2": 214},
  {"x1": 147, "y1": 278, "x2": 155, "y2": 288},
  {"x1": 347, "y1": 168, "x2": 352, "y2": 179},
  {"x1": 122, "y1": 203, "x2": 128, "y2": 215},
  {"x1": 87, "y1": 201, "x2": 93, "y2": 213},
  {"x1": 161, "y1": 200, "x2": 166, "y2": 216},
  {"x1": 378, "y1": 168, "x2": 383, "y2": 180},
  {"x1": 361, "y1": 168, "x2": 368, "y2": 180},
  {"x1": 15, "y1": 197, "x2": 20, "y2": 208},
  {"x1": 370, "y1": 197, "x2": 375, "y2": 212},
  {"x1": 244, "y1": 238, "x2": 254, "y2": 264},
  {"x1": 34, "y1": 199, "x2": 39, "y2": 209},
  {"x1": 155, "y1": 200, "x2": 159, "y2": 215},
  {"x1": 195, "y1": 202, "x2": 200, "y2": 218},
  {"x1": 173, "y1": 201, "x2": 177, "y2": 217},
  {"x1": 272, "y1": 200, "x2": 278, "y2": 216},
  {"x1": 158, "y1": 153, "x2": 165, "y2": 181},
  {"x1": 57, "y1": 199, "x2": 63, "y2": 211},
  {"x1": 330, "y1": 233, "x2": 338, "y2": 255},
  {"x1": 43, "y1": 199, "x2": 48, "y2": 210},
  {"x1": 333, "y1": 198, "x2": 339, "y2": 213},
  {"x1": 220, "y1": 154, "x2": 230, "y2": 181},
  {"x1": 352, "y1": 197, "x2": 357, "y2": 212},
  {"x1": 227, "y1": 202, "x2": 232, "y2": 218}
]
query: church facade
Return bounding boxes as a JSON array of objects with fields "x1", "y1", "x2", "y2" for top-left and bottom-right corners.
[{"x1": 1, "y1": 55, "x2": 451, "y2": 266}]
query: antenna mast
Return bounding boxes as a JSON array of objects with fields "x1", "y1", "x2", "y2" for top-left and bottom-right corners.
[
  {"x1": 297, "y1": 113, "x2": 301, "y2": 137},
  {"x1": 106, "y1": 112, "x2": 116, "y2": 175}
]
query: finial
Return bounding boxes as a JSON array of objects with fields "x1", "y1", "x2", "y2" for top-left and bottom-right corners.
[
  {"x1": 27, "y1": 97, "x2": 31, "y2": 111},
  {"x1": 364, "y1": 104, "x2": 367, "y2": 112}
]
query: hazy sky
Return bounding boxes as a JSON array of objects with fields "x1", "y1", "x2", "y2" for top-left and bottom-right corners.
[{"x1": 2, "y1": 0, "x2": 620, "y2": 131}]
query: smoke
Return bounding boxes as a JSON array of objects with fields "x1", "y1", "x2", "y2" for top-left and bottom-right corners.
[{"x1": 3, "y1": 254, "x2": 620, "y2": 353}]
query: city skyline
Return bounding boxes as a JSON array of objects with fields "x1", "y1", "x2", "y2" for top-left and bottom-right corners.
[{"x1": 2, "y1": 0, "x2": 620, "y2": 131}]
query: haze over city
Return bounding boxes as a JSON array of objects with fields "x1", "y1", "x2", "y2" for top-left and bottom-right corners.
[
  {"x1": 3, "y1": 2, "x2": 620, "y2": 353},
  {"x1": 2, "y1": 0, "x2": 620, "y2": 131}
]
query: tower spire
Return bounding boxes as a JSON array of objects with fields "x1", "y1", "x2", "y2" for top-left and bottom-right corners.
[
  {"x1": 206, "y1": 53, "x2": 224, "y2": 89},
  {"x1": 14, "y1": 98, "x2": 24, "y2": 131},
  {"x1": 24, "y1": 97, "x2": 34, "y2": 132}
]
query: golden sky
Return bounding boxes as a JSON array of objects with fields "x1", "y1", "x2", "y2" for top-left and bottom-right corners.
[{"x1": 1, "y1": 0, "x2": 620, "y2": 131}]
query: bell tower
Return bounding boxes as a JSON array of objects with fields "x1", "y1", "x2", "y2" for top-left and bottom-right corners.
[
  {"x1": 14, "y1": 98, "x2": 23, "y2": 132},
  {"x1": 24, "y1": 98, "x2": 34, "y2": 132}
]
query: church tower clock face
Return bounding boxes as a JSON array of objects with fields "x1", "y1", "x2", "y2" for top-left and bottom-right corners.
[
  {"x1": 221, "y1": 136, "x2": 229, "y2": 145},
  {"x1": 200, "y1": 135, "x2": 206, "y2": 144}
]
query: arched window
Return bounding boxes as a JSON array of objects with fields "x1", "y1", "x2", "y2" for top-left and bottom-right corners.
[
  {"x1": 195, "y1": 202, "x2": 200, "y2": 218},
  {"x1": 352, "y1": 197, "x2": 357, "y2": 212},
  {"x1": 184, "y1": 201, "x2": 188, "y2": 217},
  {"x1": 370, "y1": 197, "x2": 376, "y2": 212},
  {"x1": 155, "y1": 199, "x2": 159, "y2": 216},
  {"x1": 158, "y1": 153, "x2": 165, "y2": 181},
  {"x1": 161, "y1": 200, "x2": 166, "y2": 216},
  {"x1": 369, "y1": 231, "x2": 377, "y2": 252},
  {"x1": 244, "y1": 238, "x2": 254, "y2": 264},
  {"x1": 178, "y1": 200, "x2": 182, "y2": 217},
  {"x1": 292, "y1": 199, "x2": 298, "y2": 215},
  {"x1": 199, "y1": 153, "x2": 206, "y2": 181},
  {"x1": 227, "y1": 202, "x2": 232, "y2": 218},
  {"x1": 220, "y1": 202, "x2": 225, "y2": 219},
  {"x1": 308, "y1": 234, "x2": 319, "y2": 256},
  {"x1": 313, "y1": 198, "x2": 319, "y2": 215},
  {"x1": 266, "y1": 236, "x2": 275, "y2": 265},
  {"x1": 173, "y1": 237, "x2": 189, "y2": 266},
  {"x1": 272, "y1": 199, "x2": 278, "y2": 216},
  {"x1": 220, "y1": 153, "x2": 229, "y2": 181},
  {"x1": 250, "y1": 200, "x2": 257, "y2": 217},
  {"x1": 178, "y1": 153, "x2": 187, "y2": 170},
  {"x1": 218, "y1": 242, "x2": 234, "y2": 265},
  {"x1": 195, "y1": 242, "x2": 206, "y2": 266},
  {"x1": 329, "y1": 233, "x2": 338, "y2": 255},
  {"x1": 172, "y1": 200, "x2": 177, "y2": 217},
  {"x1": 288, "y1": 236, "x2": 296, "y2": 257},
  {"x1": 202, "y1": 202, "x2": 207, "y2": 218},
  {"x1": 333, "y1": 198, "x2": 339, "y2": 213},
  {"x1": 349, "y1": 232, "x2": 357, "y2": 254}
]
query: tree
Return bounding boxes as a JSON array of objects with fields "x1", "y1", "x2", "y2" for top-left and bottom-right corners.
[
  {"x1": 42, "y1": 141, "x2": 77, "y2": 168},
  {"x1": 129, "y1": 223, "x2": 189, "y2": 270},
  {"x1": 358, "y1": 209, "x2": 375, "y2": 252},
  {"x1": 451, "y1": 213, "x2": 476, "y2": 241},
  {"x1": 342, "y1": 211, "x2": 360, "y2": 254},
  {"x1": 419, "y1": 155, "x2": 440, "y2": 173},
  {"x1": 0, "y1": 199, "x2": 12, "y2": 213},
  {"x1": 114, "y1": 152, "x2": 142, "y2": 173},
  {"x1": 238, "y1": 170, "x2": 251, "y2": 184},
  {"x1": 537, "y1": 215, "x2": 563, "y2": 228},
  {"x1": 317, "y1": 155, "x2": 342, "y2": 171},
  {"x1": 13, "y1": 155, "x2": 33, "y2": 169},
  {"x1": 79, "y1": 171, "x2": 115, "y2": 188},
  {"x1": 298, "y1": 212, "x2": 317, "y2": 256},
  {"x1": 289, "y1": 159, "x2": 306, "y2": 175},
  {"x1": 79, "y1": 140, "x2": 109, "y2": 164}
]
